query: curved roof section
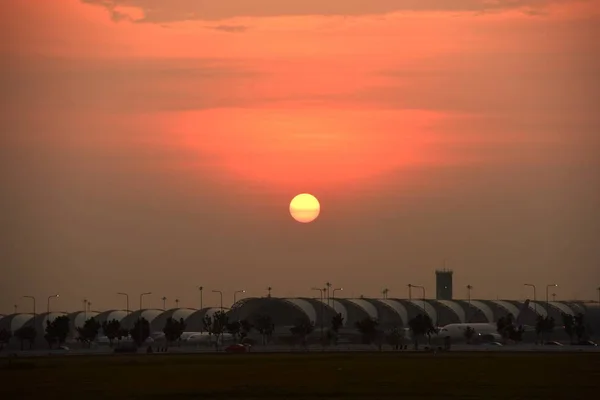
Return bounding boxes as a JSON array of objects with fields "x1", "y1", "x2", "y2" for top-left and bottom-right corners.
[
  {"x1": 435, "y1": 300, "x2": 466, "y2": 323},
  {"x1": 547, "y1": 302, "x2": 574, "y2": 316},
  {"x1": 490, "y1": 300, "x2": 520, "y2": 317},
  {"x1": 96, "y1": 310, "x2": 128, "y2": 324},
  {"x1": 407, "y1": 300, "x2": 437, "y2": 322},
  {"x1": 316, "y1": 299, "x2": 347, "y2": 324},
  {"x1": 468, "y1": 301, "x2": 494, "y2": 322},
  {"x1": 283, "y1": 298, "x2": 316, "y2": 324},
  {"x1": 120, "y1": 309, "x2": 163, "y2": 329},
  {"x1": 151, "y1": 308, "x2": 196, "y2": 331},
  {"x1": 68, "y1": 311, "x2": 100, "y2": 329},
  {"x1": 0, "y1": 313, "x2": 34, "y2": 333},
  {"x1": 345, "y1": 299, "x2": 378, "y2": 320},
  {"x1": 525, "y1": 301, "x2": 548, "y2": 317},
  {"x1": 375, "y1": 299, "x2": 409, "y2": 325}
]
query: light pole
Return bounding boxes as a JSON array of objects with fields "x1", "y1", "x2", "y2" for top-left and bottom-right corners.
[
  {"x1": 382, "y1": 288, "x2": 389, "y2": 299},
  {"x1": 311, "y1": 287, "x2": 325, "y2": 339},
  {"x1": 212, "y1": 290, "x2": 223, "y2": 310},
  {"x1": 325, "y1": 282, "x2": 332, "y2": 306},
  {"x1": 466, "y1": 285, "x2": 473, "y2": 322},
  {"x1": 14, "y1": 305, "x2": 17, "y2": 313},
  {"x1": 87, "y1": 302, "x2": 92, "y2": 313},
  {"x1": 332, "y1": 288, "x2": 343, "y2": 313},
  {"x1": 198, "y1": 286, "x2": 203, "y2": 310},
  {"x1": 118, "y1": 292, "x2": 130, "y2": 315},
  {"x1": 139, "y1": 292, "x2": 151, "y2": 310},
  {"x1": 524, "y1": 284, "x2": 537, "y2": 314},
  {"x1": 407, "y1": 284, "x2": 413, "y2": 300},
  {"x1": 24, "y1": 296, "x2": 36, "y2": 325},
  {"x1": 162, "y1": 297, "x2": 167, "y2": 310},
  {"x1": 410, "y1": 284, "x2": 426, "y2": 315},
  {"x1": 83, "y1": 299, "x2": 88, "y2": 320},
  {"x1": 267, "y1": 287, "x2": 272, "y2": 298},
  {"x1": 597, "y1": 287, "x2": 600, "y2": 304},
  {"x1": 47, "y1": 294, "x2": 59, "y2": 314},
  {"x1": 552, "y1": 293, "x2": 556, "y2": 301},
  {"x1": 546, "y1": 284, "x2": 557, "y2": 306},
  {"x1": 175, "y1": 298, "x2": 180, "y2": 308},
  {"x1": 233, "y1": 290, "x2": 245, "y2": 306}
]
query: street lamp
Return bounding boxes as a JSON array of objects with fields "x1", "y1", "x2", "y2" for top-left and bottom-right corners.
[
  {"x1": 212, "y1": 290, "x2": 223, "y2": 310},
  {"x1": 233, "y1": 290, "x2": 245, "y2": 306},
  {"x1": 83, "y1": 299, "x2": 88, "y2": 320},
  {"x1": 382, "y1": 288, "x2": 389, "y2": 299},
  {"x1": 410, "y1": 284, "x2": 426, "y2": 315},
  {"x1": 311, "y1": 287, "x2": 325, "y2": 339},
  {"x1": 407, "y1": 284, "x2": 413, "y2": 300},
  {"x1": 198, "y1": 286, "x2": 203, "y2": 310},
  {"x1": 175, "y1": 298, "x2": 180, "y2": 308},
  {"x1": 267, "y1": 287, "x2": 272, "y2": 298},
  {"x1": 546, "y1": 284, "x2": 557, "y2": 306},
  {"x1": 162, "y1": 297, "x2": 167, "y2": 310},
  {"x1": 23, "y1": 296, "x2": 36, "y2": 319},
  {"x1": 117, "y1": 292, "x2": 130, "y2": 315},
  {"x1": 552, "y1": 293, "x2": 556, "y2": 301},
  {"x1": 466, "y1": 285, "x2": 473, "y2": 322},
  {"x1": 332, "y1": 288, "x2": 343, "y2": 312},
  {"x1": 47, "y1": 294, "x2": 59, "y2": 314},
  {"x1": 524, "y1": 284, "x2": 537, "y2": 314},
  {"x1": 597, "y1": 286, "x2": 600, "y2": 304},
  {"x1": 325, "y1": 282, "x2": 332, "y2": 306},
  {"x1": 139, "y1": 292, "x2": 151, "y2": 310}
]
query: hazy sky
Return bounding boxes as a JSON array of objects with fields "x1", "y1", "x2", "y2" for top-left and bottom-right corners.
[{"x1": 1, "y1": 0, "x2": 599, "y2": 314}]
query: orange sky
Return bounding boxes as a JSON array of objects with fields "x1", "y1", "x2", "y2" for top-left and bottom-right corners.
[{"x1": 1, "y1": 0, "x2": 599, "y2": 313}]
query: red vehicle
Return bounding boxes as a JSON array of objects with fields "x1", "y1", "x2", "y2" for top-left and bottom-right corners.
[{"x1": 225, "y1": 344, "x2": 250, "y2": 353}]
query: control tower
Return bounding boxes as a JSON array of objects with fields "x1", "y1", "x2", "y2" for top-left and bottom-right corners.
[{"x1": 436, "y1": 269, "x2": 453, "y2": 300}]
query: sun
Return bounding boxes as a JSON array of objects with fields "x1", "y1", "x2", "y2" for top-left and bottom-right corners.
[{"x1": 289, "y1": 193, "x2": 320, "y2": 223}]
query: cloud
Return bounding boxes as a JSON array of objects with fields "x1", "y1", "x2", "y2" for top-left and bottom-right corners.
[
  {"x1": 81, "y1": 0, "x2": 576, "y2": 22},
  {"x1": 1, "y1": 57, "x2": 261, "y2": 113},
  {"x1": 209, "y1": 25, "x2": 249, "y2": 33}
]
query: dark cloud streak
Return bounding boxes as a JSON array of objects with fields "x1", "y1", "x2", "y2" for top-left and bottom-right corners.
[{"x1": 81, "y1": 0, "x2": 576, "y2": 22}]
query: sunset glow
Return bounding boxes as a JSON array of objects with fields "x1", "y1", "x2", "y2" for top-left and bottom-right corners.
[{"x1": 2, "y1": 0, "x2": 599, "y2": 309}]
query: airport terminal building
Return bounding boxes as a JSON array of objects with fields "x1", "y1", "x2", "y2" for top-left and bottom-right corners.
[{"x1": 1, "y1": 297, "x2": 599, "y2": 345}]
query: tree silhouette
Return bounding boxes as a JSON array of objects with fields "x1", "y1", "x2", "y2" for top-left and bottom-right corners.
[
  {"x1": 408, "y1": 314, "x2": 434, "y2": 349},
  {"x1": 239, "y1": 319, "x2": 253, "y2": 342},
  {"x1": 562, "y1": 314, "x2": 575, "y2": 344},
  {"x1": 225, "y1": 321, "x2": 242, "y2": 342},
  {"x1": 355, "y1": 317, "x2": 379, "y2": 345},
  {"x1": 0, "y1": 328, "x2": 11, "y2": 351},
  {"x1": 574, "y1": 313, "x2": 587, "y2": 342},
  {"x1": 130, "y1": 318, "x2": 150, "y2": 347},
  {"x1": 386, "y1": 327, "x2": 405, "y2": 350},
  {"x1": 45, "y1": 316, "x2": 70, "y2": 349},
  {"x1": 329, "y1": 313, "x2": 344, "y2": 346},
  {"x1": 163, "y1": 317, "x2": 186, "y2": 347},
  {"x1": 101, "y1": 319, "x2": 121, "y2": 347},
  {"x1": 77, "y1": 318, "x2": 101, "y2": 348},
  {"x1": 15, "y1": 326, "x2": 36, "y2": 350},
  {"x1": 202, "y1": 311, "x2": 228, "y2": 349},
  {"x1": 254, "y1": 314, "x2": 274, "y2": 345},
  {"x1": 290, "y1": 319, "x2": 315, "y2": 348},
  {"x1": 535, "y1": 316, "x2": 555, "y2": 343},
  {"x1": 463, "y1": 327, "x2": 476, "y2": 344}
]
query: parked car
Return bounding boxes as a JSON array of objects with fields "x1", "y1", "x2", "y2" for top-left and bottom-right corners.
[{"x1": 225, "y1": 344, "x2": 251, "y2": 353}]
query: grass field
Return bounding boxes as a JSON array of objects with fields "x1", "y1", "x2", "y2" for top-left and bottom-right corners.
[{"x1": 2, "y1": 352, "x2": 599, "y2": 399}]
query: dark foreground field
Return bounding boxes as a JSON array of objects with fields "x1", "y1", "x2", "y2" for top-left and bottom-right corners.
[{"x1": 2, "y1": 352, "x2": 599, "y2": 399}]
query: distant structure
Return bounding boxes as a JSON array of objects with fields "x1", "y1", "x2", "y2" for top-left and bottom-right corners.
[{"x1": 436, "y1": 269, "x2": 453, "y2": 300}]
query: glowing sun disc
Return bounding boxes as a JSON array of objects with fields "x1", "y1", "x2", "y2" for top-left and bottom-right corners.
[{"x1": 290, "y1": 193, "x2": 320, "y2": 223}]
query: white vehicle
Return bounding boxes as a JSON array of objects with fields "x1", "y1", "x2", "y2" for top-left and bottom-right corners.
[{"x1": 435, "y1": 300, "x2": 532, "y2": 343}]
